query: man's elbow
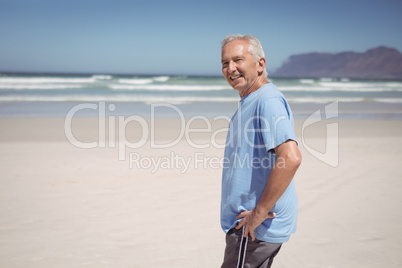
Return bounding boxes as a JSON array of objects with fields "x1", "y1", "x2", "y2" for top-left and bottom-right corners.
[
  {"x1": 274, "y1": 140, "x2": 302, "y2": 170},
  {"x1": 283, "y1": 149, "x2": 302, "y2": 170},
  {"x1": 291, "y1": 151, "x2": 302, "y2": 169}
]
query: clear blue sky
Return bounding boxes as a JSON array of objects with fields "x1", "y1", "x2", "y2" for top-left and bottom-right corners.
[{"x1": 1, "y1": 0, "x2": 401, "y2": 76}]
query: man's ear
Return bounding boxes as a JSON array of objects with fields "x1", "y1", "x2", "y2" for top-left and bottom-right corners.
[{"x1": 257, "y1": 57, "x2": 266, "y2": 74}]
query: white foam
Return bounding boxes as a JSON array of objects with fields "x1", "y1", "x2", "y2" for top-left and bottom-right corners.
[
  {"x1": 2, "y1": 95, "x2": 400, "y2": 104},
  {"x1": 287, "y1": 97, "x2": 365, "y2": 103},
  {"x1": 109, "y1": 84, "x2": 231, "y2": 91},
  {"x1": 320, "y1": 82, "x2": 402, "y2": 92},
  {"x1": 0, "y1": 84, "x2": 84, "y2": 90},
  {"x1": 92, "y1": 75, "x2": 112, "y2": 80},
  {"x1": 372, "y1": 98, "x2": 402, "y2": 103},
  {"x1": 281, "y1": 83, "x2": 402, "y2": 92},
  {"x1": 319, "y1": 82, "x2": 375, "y2": 88},
  {"x1": 118, "y1": 78, "x2": 154, "y2": 85},
  {"x1": 281, "y1": 86, "x2": 341, "y2": 92},
  {"x1": 0, "y1": 95, "x2": 239, "y2": 103},
  {"x1": 287, "y1": 97, "x2": 402, "y2": 103},
  {"x1": 299, "y1": 79, "x2": 315, "y2": 84},
  {"x1": 384, "y1": 82, "x2": 402, "y2": 87},
  {"x1": 153, "y1": 76, "x2": 170, "y2": 82},
  {"x1": 0, "y1": 77, "x2": 96, "y2": 84}
]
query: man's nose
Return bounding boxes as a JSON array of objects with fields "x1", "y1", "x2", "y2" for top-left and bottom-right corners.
[{"x1": 228, "y1": 61, "x2": 236, "y2": 73}]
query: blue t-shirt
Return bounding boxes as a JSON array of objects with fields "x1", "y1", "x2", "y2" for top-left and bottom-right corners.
[{"x1": 220, "y1": 82, "x2": 298, "y2": 243}]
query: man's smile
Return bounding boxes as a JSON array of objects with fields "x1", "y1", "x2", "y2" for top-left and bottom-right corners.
[{"x1": 230, "y1": 75, "x2": 243, "y2": 81}]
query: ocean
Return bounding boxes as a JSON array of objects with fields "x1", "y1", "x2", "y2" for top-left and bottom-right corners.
[{"x1": 0, "y1": 73, "x2": 401, "y2": 119}]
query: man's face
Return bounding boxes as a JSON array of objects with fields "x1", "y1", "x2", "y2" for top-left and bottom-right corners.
[{"x1": 221, "y1": 39, "x2": 261, "y2": 93}]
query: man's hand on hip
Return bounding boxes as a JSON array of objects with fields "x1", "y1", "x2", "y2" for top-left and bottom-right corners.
[{"x1": 235, "y1": 210, "x2": 276, "y2": 241}]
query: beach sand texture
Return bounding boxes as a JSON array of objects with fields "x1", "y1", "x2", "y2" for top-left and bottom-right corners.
[{"x1": 0, "y1": 117, "x2": 401, "y2": 267}]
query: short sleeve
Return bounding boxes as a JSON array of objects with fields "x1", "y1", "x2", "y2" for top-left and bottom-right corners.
[{"x1": 259, "y1": 97, "x2": 297, "y2": 152}]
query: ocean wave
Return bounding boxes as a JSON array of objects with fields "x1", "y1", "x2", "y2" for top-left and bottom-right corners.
[
  {"x1": 384, "y1": 82, "x2": 402, "y2": 87},
  {"x1": 319, "y1": 82, "x2": 383, "y2": 88},
  {"x1": 2, "y1": 95, "x2": 401, "y2": 104},
  {"x1": 118, "y1": 78, "x2": 154, "y2": 85},
  {"x1": 281, "y1": 85, "x2": 402, "y2": 92},
  {"x1": 1, "y1": 74, "x2": 400, "y2": 94},
  {"x1": 118, "y1": 76, "x2": 171, "y2": 85},
  {"x1": 109, "y1": 84, "x2": 231, "y2": 91},
  {"x1": 0, "y1": 77, "x2": 97, "y2": 84},
  {"x1": 0, "y1": 84, "x2": 84, "y2": 90},
  {"x1": 319, "y1": 82, "x2": 402, "y2": 92},
  {"x1": 0, "y1": 74, "x2": 116, "y2": 85},
  {"x1": 299, "y1": 79, "x2": 315, "y2": 84},
  {"x1": 0, "y1": 95, "x2": 239, "y2": 103},
  {"x1": 153, "y1": 76, "x2": 170, "y2": 82},
  {"x1": 372, "y1": 98, "x2": 402, "y2": 103},
  {"x1": 286, "y1": 97, "x2": 366, "y2": 103},
  {"x1": 92, "y1": 75, "x2": 113, "y2": 80},
  {"x1": 319, "y1": 78, "x2": 334, "y2": 82},
  {"x1": 287, "y1": 97, "x2": 402, "y2": 103},
  {"x1": 5, "y1": 82, "x2": 398, "y2": 92}
]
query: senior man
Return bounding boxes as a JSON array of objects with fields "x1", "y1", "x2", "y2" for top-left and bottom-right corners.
[{"x1": 220, "y1": 34, "x2": 302, "y2": 268}]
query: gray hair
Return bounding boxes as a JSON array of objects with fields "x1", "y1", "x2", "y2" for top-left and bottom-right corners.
[{"x1": 221, "y1": 34, "x2": 268, "y2": 78}]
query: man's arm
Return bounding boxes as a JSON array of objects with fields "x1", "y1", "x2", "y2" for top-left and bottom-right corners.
[{"x1": 235, "y1": 139, "x2": 302, "y2": 241}]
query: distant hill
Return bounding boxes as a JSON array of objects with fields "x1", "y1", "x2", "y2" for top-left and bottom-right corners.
[{"x1": 273, "y1": 46, "x2": 402, "y2": 79}]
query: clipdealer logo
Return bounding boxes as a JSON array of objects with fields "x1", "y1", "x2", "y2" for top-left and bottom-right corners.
[
  {"x1": 301, "y1": 101, "x2": 339, "y2": 167},
  {"x1": 64, "y1": 101, "x2": 340, "y2": 171},
  {"x1": 64, "y1": 103, "x2": 231, "y2": 161},
  {"x1": 128, "y1": 152, "x2": 285, "y2": 174}
]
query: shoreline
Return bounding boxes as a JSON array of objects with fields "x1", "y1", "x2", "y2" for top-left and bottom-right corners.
[{"x1": 1, "y1": 100, "x2": 402, "y2": 120}]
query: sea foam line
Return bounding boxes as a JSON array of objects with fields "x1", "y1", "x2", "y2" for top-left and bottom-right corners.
[
  {"x1": 0, "y1": 84, "x2": 84, "y2": 90},
  {"x1": 0, "y1": 95, "x2": 239, "y2": 103},
  {"x1": 109, "y1": 84, "x2": 231, "y2": 91},
  {"x1": 0, "y1": 77, "x2": 98, "y2": 84},
  {"x1": 118, "y1": 76, "x2": 171, "y2": 85},
  {"x1": 2, "y1": 83, "x2": 399, "y2": 92},
  {"x1": 280, "y1": 85, "x2": 402, "y2": 92},
  {"x1": 1, "y1": 95, "x2": 402, "y2": 104}
]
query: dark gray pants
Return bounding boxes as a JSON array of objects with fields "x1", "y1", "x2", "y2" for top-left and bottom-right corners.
[{"x1": 221, "y1": 226, "x2": 282, "y2": 268}]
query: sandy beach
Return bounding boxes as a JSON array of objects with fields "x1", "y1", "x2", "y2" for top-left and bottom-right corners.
[
  {"x1": 1, "y1": 116, "x2": 402, "y2": 267},
  {"x1": 2, "y1": 0, "x2": 402, "y2": 266}
]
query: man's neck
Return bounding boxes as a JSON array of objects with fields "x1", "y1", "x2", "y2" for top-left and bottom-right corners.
[{"x1": 239, "y1": 77, "x2": 268, "y2": 98}]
